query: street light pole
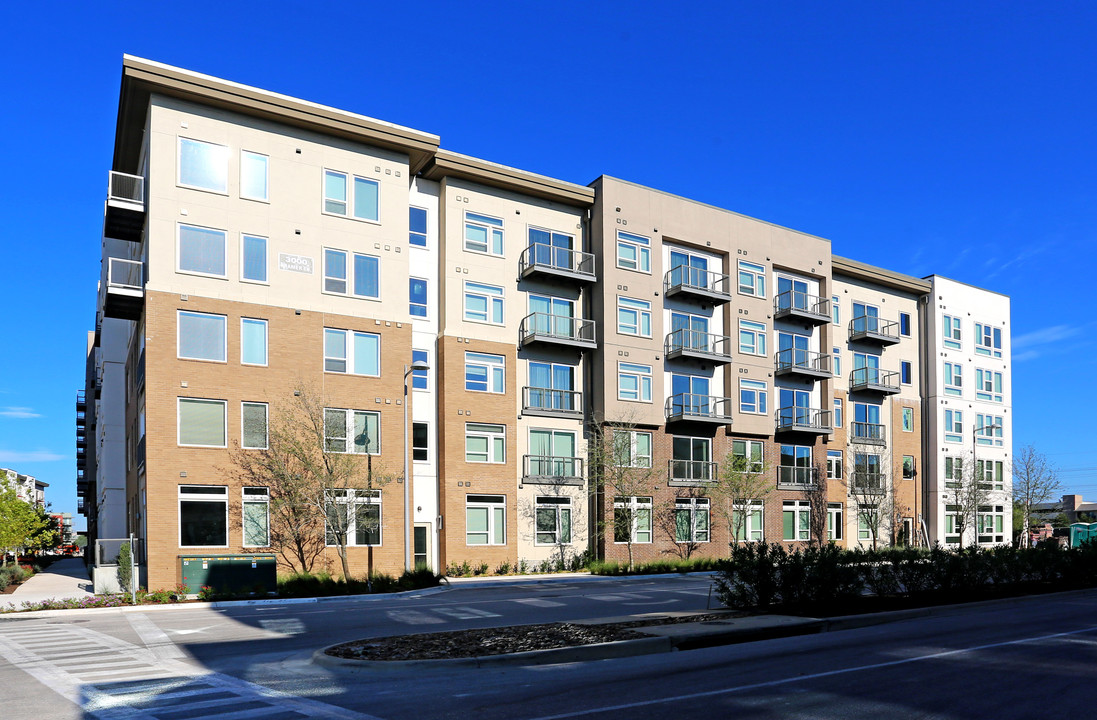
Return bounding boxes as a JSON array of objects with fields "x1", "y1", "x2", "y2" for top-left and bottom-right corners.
[{"x1": 403, "y1": 361, "x2": 429, "y2": 573}]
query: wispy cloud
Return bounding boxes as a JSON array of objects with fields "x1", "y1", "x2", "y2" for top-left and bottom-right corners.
[
  {"x1": 1013, "y1": 324, "x2": 1081, "y2": 350},
  {"x1": 0, "y1": 450, "x2": 66, "y2": 463},
  {"x1": 983, "y1": 245, "x2": 1049, "y2": 281},
  {"x1": 1012, "y1": 349, "x2": 1042, "y2": 363},
  {"x1": 0, "y1": 407, "x2": 40, "y2": 419}
]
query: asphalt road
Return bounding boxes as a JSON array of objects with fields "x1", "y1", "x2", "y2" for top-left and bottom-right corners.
[{"x1": 1, "y1": 575, "x2": 1094, "y2": 719}]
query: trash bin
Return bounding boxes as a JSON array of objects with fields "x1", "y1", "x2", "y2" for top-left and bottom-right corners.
[{"x1": 179, "y1": 554, "x2": 277, "y2": 594}]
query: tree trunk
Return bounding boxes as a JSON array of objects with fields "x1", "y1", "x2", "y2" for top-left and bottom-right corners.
[{"x1": 338, "y1": 546, "x2": 350, "y2": 581}]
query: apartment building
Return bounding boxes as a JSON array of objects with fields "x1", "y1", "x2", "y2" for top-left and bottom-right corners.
[
  {"x1": 1, "y1": 468, "x2": 47, "y2": 508},
  {"x1": 78, "y1": 57, "x2": 1011, "y2": 590}
]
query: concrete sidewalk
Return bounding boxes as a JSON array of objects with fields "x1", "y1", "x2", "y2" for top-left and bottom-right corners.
[{"x1": 2, "y1": 557, "x2": 95, "y2": 609}]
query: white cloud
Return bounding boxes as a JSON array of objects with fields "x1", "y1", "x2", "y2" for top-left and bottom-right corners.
[
  {"x1": 0, "y1": 450, "x2": 66, "y2": 463},
  {"x1": 1012, "y1": 350, "x2": 1042, "y2": 363},
  {"x1": 0, "y1": 407, "x2": 40, "y2": 419},
  {"x1": 1012, "y1": 325, "x2": 1081, "y2": 350}
]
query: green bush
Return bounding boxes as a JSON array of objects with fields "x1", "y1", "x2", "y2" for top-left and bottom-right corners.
[
  {"x1": 116, "y1": 542, "x2": 132, "y2": 594},
  {"x1": 589, "y1": 555, "x2": 724, "y2": 577}
]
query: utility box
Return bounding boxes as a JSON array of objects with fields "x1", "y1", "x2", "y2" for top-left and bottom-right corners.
[{"x1": 179, "y1": 554, "x2": 277, "y2": 595}]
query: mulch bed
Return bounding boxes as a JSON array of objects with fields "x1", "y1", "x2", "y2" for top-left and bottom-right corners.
[{"x1": 327, "y1": 613, "x2": 738, "y2": 661}]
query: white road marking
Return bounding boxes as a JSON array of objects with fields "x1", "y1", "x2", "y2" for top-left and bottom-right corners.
[
  {"x1": 386, "y1": 609, "x2": 445, "y2": 625},
  {"x1": 257, "y1": 618, "x2": 306, "y2": 635},
  {"x1": 512, "y1": 598, "x2": 566, "y2": 608},
  {"x1": 587, "y1": 593, "x2": 649, "y2": 602},
  {"x1": 126, "y1": 612, "x2": 187, "y2": 660},
  {"x1": 434, "y1": 606, "x2": 501, "y2": 620}
]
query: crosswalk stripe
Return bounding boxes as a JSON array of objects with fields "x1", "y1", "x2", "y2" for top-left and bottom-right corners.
[
  {"x1": 512, "y1": 598, "x2": 566, "y2": 608},
  {"x1": 385, "y1": 609, "x2": 446, "y2": 625},
  {"x1": 434, "y1": 606, "x2": 501, "y2": 619}
]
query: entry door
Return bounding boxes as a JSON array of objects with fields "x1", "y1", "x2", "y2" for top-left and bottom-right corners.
[
  {"x1": 854, "y1": 352, "x2": 880, "y2": 385},
  {"x1": 529, "y1": 362, "x2": 574, "y2": 411},
  {"x1": 672, "y1": 374, "x2": 710, "y2": 415},
  {"x1": 852, "y1": 302, "x2": 879, "y2": 334},
  {"x1": 671, "y1": 312, "x2": 709, "y2": 351},
  {"x1": 530, "y1": 429, "x2": 576, "y2": 476},
  {"x1": 530, "y1": 295, "x2": 573, "y2": 336},
  {"x1": 778, "y1": 276, "x2": 809, "y2": 310},
  {"x1": 413, "y1": 524, "x2": 430, "y2": 570},
  {"x1": 670, "y1": 250, "x2": 708, "y2": 289},
  {"x1": 778, "y1": 332, "x2": 809, "y2": 368},
  {"x1": 780, "y1": 388, "x2": 811, "y2": 425}
]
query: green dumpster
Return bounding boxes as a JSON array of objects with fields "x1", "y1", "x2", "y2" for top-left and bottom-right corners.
[
  {"x1": 1069, "y1": 523, "x2": 1097, "y2": 548},
  {"x1": 179, "y1": 554, "x2": 277, "y2": 594}
]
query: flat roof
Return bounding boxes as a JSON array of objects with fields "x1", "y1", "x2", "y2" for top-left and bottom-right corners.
[
  {"x1": 923, "y1": 273, "x2": 1010, "y2": 299},
  {"x1": 420, "y1": 150, "x2": 595, "y2": 208},
  {"x1": 832, "y1": 255, "x2": 931, "y2": 294}
]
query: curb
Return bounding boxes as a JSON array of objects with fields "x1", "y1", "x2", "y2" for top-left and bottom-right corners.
[{"x1": 437, "y1": 570, "x2": 716, "y2": 591}]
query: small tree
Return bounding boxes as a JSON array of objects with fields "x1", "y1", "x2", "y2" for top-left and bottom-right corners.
[
  {"x1": 950, "y1": 451, "x2": 996, "y2": 547},
  {"x1": 806, "y1": 458, "x2": 840, "y2": 545},
  {"x1": 708, "y1": 445, "x2": 772, "y2": 554},
  {"x1": 848, "y1": 441, "x2": 895, "y2": 550},
  {"x1": 520, "y1": 481, "x2": 585, "y2": 571},
  {"x1": 1012, "y1": 445, "x2": 1060, "y2": 548},
  {"x1": 657, "y1": 486, "x2": 708, "y2": 560},
  {"x1": 0, "y1": 485, "x2": 51, "y2": 565}
]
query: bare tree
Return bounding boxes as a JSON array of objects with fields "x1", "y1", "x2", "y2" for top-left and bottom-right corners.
[
  {"x1": 1012, "y1": 445, "x2": 1060, "y2": 548},
  {"x1": 946, "y1": 451, "x2": 996, "y2": 548},
  {"x1": 707, "y1": 444, "x2": 772, "y2": 554},
  {"x1": 656, "y1": 486, "x2": 708, "y2": 560},
  {"x1": 848, "y1": 440, "x2": 896, "y2": 550},
  {"x1": 518, "y1": 480, "x2": 586, "y2": 571},
  {"x1": 806, "y1": 458, "x2": 841, "y2": 545}
]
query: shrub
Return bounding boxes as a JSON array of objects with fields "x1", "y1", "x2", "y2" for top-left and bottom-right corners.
[
  {"x1": 494, "y1": 560, "x2": 512, "y2": 575},
  {"x1": 116, "y1": 542, "x2": 133, "y2": 594}
]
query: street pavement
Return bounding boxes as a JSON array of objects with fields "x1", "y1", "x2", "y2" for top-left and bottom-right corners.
[{"x1": 3, "y1": 557, "x2": 94, "y2": 609}]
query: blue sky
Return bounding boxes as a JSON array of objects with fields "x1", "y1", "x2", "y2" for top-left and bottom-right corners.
[{"x1": 2, "y1": 2, "x2": 1095, "y2": 527}]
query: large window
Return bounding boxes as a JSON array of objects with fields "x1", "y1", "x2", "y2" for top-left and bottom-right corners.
[
  {"x1": 977, "y1": 460, "x2": 1005, "y2": 491},
  {"x1": 737, "y1": 261, "x2": 766, "y2": 297},
  {"x1": 944, "y1": 456, "x2": 964, "y2": 489},
  {"x1": 616, "y1": 231, "x2": 650, "y2": 272},
  {"x1": 732, "y1": 439, "x2": 764, "y2": 474},
  {"x1": 324, "y1": 248, "x2": 379, "y2": 298},
  {"x1": 734, "y1": 501, "x2": 763, "y2": 542},
  {"x1": 944, "y1": 409, "x2": 963, "y2": 443},
  {"x1": 976, "y1": 369, "x2": 1004, "y2": 402},
  {"x1": 738, "y1": 320, "x2": 767, "y2": 356},
  {"x1": 618, "y1": 362, "x2": 652, "y2": 402},
  {"x1": 675, "y1": 498, "x2": 710, "y2": 544},
  {"x1": 465, "y1": 212, "x2": 504, "y2": 256},
  {"x1": 975, "y1": 322, "x2": 1003, "y2": 358},
  {"x1": 241, "y1": 234, "x2": 267, "y2": 283},
  {"x1": 178, "y1": 311, "x2": 226, "y2": 362},
  {"x1": 241, "y1": 318, "x2": 268, "y2": 366},
  {"x1": 827, "y1": 450, "x2": 843, "y2": 480},
  {"x1": 326, "y1": 489, "x2": 382, "y2": 546},
  {"x1": 240, "y1": 151, "x2": 269, "y2": 202},
  {"x1": 614, "y1": 430, "x2": 652, "y2": 468},
  {"x1": 410, "y1": 277, "x2": 428, "y2": 317},
  {"x1": 464, "y1": 281, "x2": 505, "y2": 324},
  {"x1": 466, "y1": 423, "x2": 505, "y2": 463},
  {"x1": 324, "y1": 170, "x2": 378, "y2": 221},
  {"x1": 412, "y1": 349, "x2": 429, "y2": 390},
  {"x1": 944, "y1": 362, "x2": 963, "y2": 396},
  {"x1": 410, "y1": 207, "x2": 428, "y2": 247},
  {"x1": 783, "y1": 500, "x2": 811, "y2": 542},
  {"x1": 828, "y1": 503, "x2": 844, "y2": 541},
  {"x1": 178, "y1": 398, "x2": 227, "y2": 447},
  {"x1": 613, "y1": 496, "x2": 653, "y2": 543},
  {"x1": 942, "y1": 315, "x2": 962, "y2": 349},
  {"x1": 467, "y1": 494, "x2": 506, "y2": 545},
  {"x1": 241, "y1": 402, "x2": 268, "y2": 450},
  {"x1": 617, "y1": 297, "x2": 652, "y2": 337},
  {"x1": 323, "y1": 408, "x2": 380, "y2": 454},
  {"x1": 465, "y1": 352, "x2": 505, "y2": 393},
  {"x1": 178, "y1": 224, "x2": 227, "y2": 277},
  {"x1": 739, "y1": 379, "x2": 768, "y2": 415},
  {"x1": 242, "y1": 487, "x2": 270, "y2": 547},
  {"x1": 779, "y1": 445, "x2": 813, "y2": 486},
  {"x1": 178, "y1": 138, "x2": 227, "y2": 193},
  {"x1": 834, "y1": 398, "x2": 843, "y2": 428},
  {"x1": 323, "y1": 328, "x2": 379, "y2": 376},
  {"x1": 179, "y1": 485, "x2": 228, "y2": 547},
  {"x1": 975, "y1": 414, "x2": 1004, "y2": 446},
  {"x1": 536, "y1": 497, "x2": 572, "y2": 546},
  {"x1": 899, "y1": 312, "x2": 911, "y2": 337},
  {"x1": 413, "y1": 423, "x2": 429, "y2": 462}
]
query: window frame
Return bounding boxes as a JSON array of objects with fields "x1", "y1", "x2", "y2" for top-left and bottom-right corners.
[
  {"x1": 178, "y1": 484, "x2": 229, "y2": 548},
  {"x1": 943, "y1": 314, "x2": 962, "y2": 349},
  {"x1": 465, "y1": 423, "x2": 506, "y2": 464},
  {"x1": 323, "y1": 328, "x2": 380, "y2": 377},
  {"x1": 240, "y1": 317, "x2": 268, "y2": 367},
  {"x1": 733, "y1": 500, "x2": 764, "y2": 543},
  {"x1": 410, "y1": 277, "x2": 429, "y2": 318},
  {"x1": 899, "y1": 312, "x2": 911, "y2": 337},
  {"x1": 834, "y1": 398, "x2": 843, "y2": 428},
  {"x1": 464, "y1": 212, "x2": 505, "y2": 257},
  {"x1": 463, "y1": 281, "x2": 505, "y2": 325},
  {"x1": 944, "y1": 408, "x2": 963, "y2": 443},
  {"x1": 322, "y1": 169, "x2": 380, "y2": 223},
  {"x1": 738, "y1": 319, "x2": 767, "y2": 356},
  {"x1": 944, "y1": 362, "x2": 963, "y2": 396},
  {"x1": 732, "y1": 439, "x2": 764, "y2": 474},
  {"x1": 828, "y1": 502, "x2": 844, "y2": 541},
  {"x1": 900, "y1": 361, "x2": 912, "y2": 386},
  {"x1": 412, "y1": 422, "x2": 429, "y2": 462},
  {"x1": 613, "y1": 496, "x2": 653, "y2": 544},
  {"x1": 465, "y1": 352, "x2": 505, "y2": 393},
  {"x1": 827, "y1": 450, "x2": 843, "y2": 480},
  {"x1": 177, "y1": 223, "x2": 228, "y2": 279},
  {"x1": 974, "y1": 322, "x2": 1003, "y2": 358},
  {"x1": 177, "y1": 397, "x2": 227, "y2": 448},
  {"x1": 616, "y1": 231, "x2": 651, "y2": 273},
  {"x1": 177, "y1": 137, "x2": 228, "y2": 195},
  {"x1": 242, "y1": 486, "x2": 270, "y2": 547},
  {"x1": 618, "y1": 362, "x2": 653, "y2": 403},
  {"x1": 674, "y1": 497, "x2": 711, "y2": 544},
  {"x1": 239, "y1": 233, "x2": 268, "y2": 284},
  {"x1": 737, "y1": 261, "x2": 766, "y2": 297},
  {"x1": 902, "y1": 407, "x2": 914, "y2": 433},
  {"x1": 412, "y1": 349, "x2": 429, "y2": 391},
  {"x1": 240, "y1": 150, "x2": 269, "y2": 202},
  {"x1": 177, "y1": 310, "x2": 227, "y2": 363},
  {"x1": 617, "y1": 296, "x2": 652, "y2": 337},
  {"x1": 409, "y1": 206, "x2": 428, "y2": 248},
  {"x1": 975, "y1": 368, "x2": 1004, "y2": 403},
  {"x1": 322, "y1": 248, "x2": 380, "y2": 300},
  {"x1": 614, "y1": 430, "x2": 653, "y2": 468},
  {"x1": 535, "y1": 496, "x2": 573, "y2": 546},
  {"x1": 241, "y1": 401, "x2": 269, "y2": 450},
  {"x1": 323, "y1": 408, "x2": 381, "y2": 455},
  {"x1": 466, "y1": 494, "x2": 507, "y2": 546},
  {"x1": 739, "y1": 379, "x2": 768, "y2": 415},
  {"x1": 325, "y1": 489, "x2": 383, "y2": 547},
  {"x1": 782, "y1": 500, "x2": 811, "y2": 542}
]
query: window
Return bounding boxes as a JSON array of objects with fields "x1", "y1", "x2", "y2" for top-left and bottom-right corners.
[
  {"x1": 536, "y1": 497, "x2": 572, "y2": 545},
  {"x1": 899, "y1": 312, "x2": 911, "y2": 337},
  {"x1": 178, "y1": 224, "x2": 227, "y2": 277},
  {"x1": 410, "y1": 278, "x2": 428, "y2": 317},
  {"x1": 465, "y1": 212, "x2": 504, "y2": 256},
  {"x1": 466, "y1": 423, "x2": 505, "y2": 463},
  {"x1": 242, "y1": 487, "x2": 270, "y2": 547},
  {"x1": 833, "y1": 347, "x2": 841, "y2": 377},
  {"x1": 326, "y1": 489, "x2": 382, "y2": 546},
  {"x1": 409, "y1": 207, "x2": 428, "y2": 247},
  {"x1": 944, "y1": 362, "x2": 963, "y2": 396},
  {"x1": 464, "y1": 281, "x2": 505, "y2": 324},
  {"x1": 975, "y1": 322, "x2": 1003, "y2": 358},
  {"x1": 324, "y1": 170, "x2": 379, "y2": 221},
  {"x1": 944, "y1": 409, "x2": 963, "y2": 443},
  {"x1": 616, "y1": 231, "x2": 650, "y2": 272},
  {"x1": 834, "y1": 398, "x2": 843, "y2": 428},
  {"x1": 827, "y1": 450, "x2": 843, "y2": 480},
  {"x1": 179, "y1": 485, "x2": 228, "y2": 547},
  {"x1": 178, "y1": 398, "x2": 226, "y2": 447},
  {"x1": 943, "y1": 315, "x2": 962, "y2": 350},
  {"x1": 323, "y1": 249, "x2": 379, "y2": 299},
  {"x1": 782, "y1": 500, "x2": 810, "y2": 542},
  {"x1": 529, "y1": 430, "x2": 578, "y2": 477},
  {"x1": 241, "y1": 318, "x2": 267, "y2": 366},
  {"x1": 738, "y1": 261, "x2": 766, "y2": 297},
  {"x1": 975, "y1": 369, "x2": 1004, "y2": 402},
  {"x1": 739, "y1": 379, "x2": 768, "y2": 415},
  {"x1": 738, "y1": 320, "x2": 767, "y2": 356},
  {"x1": 241, "y1": 402, "x2": 268, "y2": 450},
  {"x1": 614, "y1": 430, "x2": 652, "y2": 468},
  {"x1": 240, "y1": 151, "x2": 269, "y2": 201},
  {"x1": 832, "y1": 296, "x2": 840, "y2": 325},
  {"x1": 412, "y1": 350, "x2": 429, "y2": 390},
  {"x1": 618, "y1": 362, "x2": 653, "y2": 403},
  {"x1": 734, "y1": 501, "x2": 764, "y2": 542},
  {"x1": 945, "y1": 504, "x2": 962, "y2": 544},
  {"x1": 528, "y1": 361, "x2": 576, "y2": 411},
  {"x1": 732, "y1": 439, "x2": 764, "y2": 474},
  {"x1": 323, "y1": 408, "x2": 380, "y2": 454},
  {"x1": 613, "y1": 496, "x2": 653, "y2": 543},
  {"x1": 977, "y1": 460, "x2": 1005, "y2": 491},
  {"x1": 779, "y1": 445, "x2": 813, "y2": 486},
  {"x1": 178, "y1": 311, "x2": 226, "y2": 362},
  {"x1": 902, "y1": 407, "x2": 914, "y2": 433},
  {"x1": 466, "y1": 494, "x2": 506, "y2": 545},
  {"x1": 323, "y1": 328, "x2": 379, "y2": 376},
  {"x1": 858, "y1": 504, "x2": 877, "y2": 542},
  {"x1": 975, "y1": 414, "x2": 1004, "y2": 446},
  {"x1": 671, "y1": 436, "x2": 712, "y2": 482},
  {"x1": 413, "y1": 423, "x2": 428, "y2": 462},
  {"x1": 675, "y1": 498, "x2": 710, "y2": 544},
  {"x1": 900, "y1": 361, "x2": 912, "y2": 385},
  {"x1": 465, "y1": 352, "x2": 505, "y2": 393},
  {"x1": 617, "y1": 297, "x2": 652, "y2": 337},
  {"x1": 944, "y1": 456, "x2": 964, "y2": 489},
  {"x1": 903, "y1": 455, "x2": 915, "y2": 479},
  {"x1": 828, "y1": 503, "x2": 844, "y2": 541},
  {"x1": 178, "y1": 138, "x2": 227, "y2": 193},
  {"x1": 241, "y1": 234, "x2": 267, "y2": 283}
]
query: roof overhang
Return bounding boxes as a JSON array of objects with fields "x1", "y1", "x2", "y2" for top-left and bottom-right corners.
[
  {"x1": 420, "y1": 150, "x2": 595, "y2": 208},
  {"x1": 832, "y1": 255, "x2": 931, "y2": 295}
]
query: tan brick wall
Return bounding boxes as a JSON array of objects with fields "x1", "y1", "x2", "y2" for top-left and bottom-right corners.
[{"x1": 891, "y1": 398, "x2": 922, "y2": 543}]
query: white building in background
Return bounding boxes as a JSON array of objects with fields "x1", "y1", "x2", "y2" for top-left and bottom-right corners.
[
  {"x1": 922, "y1": 275, "x2": 1012, "y2": 546},
  {"x1": 1, "y1": 468, "x2": 47, "y2": 508}
]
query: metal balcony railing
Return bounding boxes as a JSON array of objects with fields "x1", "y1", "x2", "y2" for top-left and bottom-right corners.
[
  {"x1": 849, "y1": 367, "x2": 900, "y2": 394},
  {"x1": 774, "y1": 290, "x2": 831, "y2": 324},
  {"x1": 775, "y1": 406, "x2": 832, "y2": 433},
  {"x1": 850, "y1": 422, "x2": 886, "y2": 445},
  {"x1": 668, "y1": 459, "x2": 718, "y2": 483},
  {"x1": 774, "y1": 348, "x2": 831, "y2": 378},
  {"x1": 665, "y1": 393, "x2": 734, "y2": 424},
  {"x1": 519, "y1": 313, "x2": 596, "y2": 349},
  {"x1": 664, "y1": 265, "x2": 732, "y2": 304},
  {"x1": 105, "y1": 171, "x2": 146, "y2": 243},
  {"x1": 851, "y1": 473, "x2": 885, "y2": 493},
  {"x1": 522, "y1": 387, "x2": 583, "y2": 417},
  {"x1": 107, "y1": 257, "x2": 144, "y2": 292},
  {"x1": 849, "y1": 315, "x2": 900, "y2": 344},
  {"x1": 523, "y1": 455, "x2": 584, "y2": 484},
  {"x1": 777, "y1": 465, "x2": 817, "y2": 488},
  {"x1": 519, "y1": 243, "x2": 596, "y2": 282},
  {"x1": 108, "y1": 171, "x2": 145, "y2": 205},
  {"x1": 665, "y1": 329, "x2": 732, "y2": 363}
]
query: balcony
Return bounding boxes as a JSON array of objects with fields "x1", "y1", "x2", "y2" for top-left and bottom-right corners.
[
  {"x1": 665, "y1": 393, "x2": 734, "y2": 425},
  {"x1": 522, "y1": 455, "x2": 584, "y2": 486},
  {"x1": 522, "y1": 386, "x2": 583, "y2": 419},
  {"x1": 775, "y1": 406, "x2": 832, "y2": 435},
  {"x1": 774, "y1": 290, "x2": 831, "y2": 326},
  {"x1": 851, "y1": 473, "x2": 885, "y2": 495},
  {"x1": 663, "y1": 265, "x2": 731, "y2": 305},
  {"x1": 665, "y1": 329, "x2": 732, "y2": 365},
  {"x1": 519, "y1": 313, "x2": 596, "y2": 350},
  {"x1": 849, "y1": 368, "x2": 900, "y2": 395},
  {"x1": 103, "y1": 257, "x2": 144, "y2": 321},
  {"x1": 849, "y1": 316, "x2": 901, "y2": 345},
  {"x1": 668, "y1": 459, "x2": 718, "y2": 485},
  {"x1": 104, "y1": 171, "x2": 146, "y2": 243},
  {"x1": 777, "y1": 465, "x2": 817, "y2": 490},
  {"x1": 76, "y1": 390, "x2": 86, "y2": 412},
  {"x1": 519, "y1": 243, "x2": 596, "y2": 284},
  {"x1": 77, "y1": 498, "x2": 85, "y2": 515},
  {"x1": 850, "y1": 422, "x2": 886, "y2": 446},
  {"x1": 774, "y1": 349, "x2": 832, "y2": 380}
]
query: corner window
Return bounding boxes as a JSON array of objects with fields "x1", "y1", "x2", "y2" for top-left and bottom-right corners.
[
  {"x1": 464, "y1": 282, "x2": 505, "y2": 324},
  {"x1": 737, "y1": 261, "x2": 766, "y2": 297},
  {"x1": 618, "y1": 362, "x2": 652, "y2": 403},
  {"x1": 465, "y1": 352, "x2": 505, "y2": 393},
  {"x1": 536, "y1": 497, "x2": 572, "y2": 545},
  {"x1": 323, "y1": 328, "x2": 379, "y2": 376},
  {"x1": 410, "y1": 277, "x2": 428, "y2": 317},
  {"x1": 240, "y1": 151, "x2": 269, "y2": 202},
  {"x1": 241, "y1": 402, "x2": 268, "y2": 450},
  {"x1": 323, "y1": 170, "x2": 378, "y2": 221},
  {"x1": 323, "y1": 408, "x2": 380, "y2": 454},
  {"x1": 178, "y1": 224, "x2": 227, "y2": 277},
  {"x1": 178, "y1": 398, "x2": 227, "y2": 448},
  {"x1": 466, "y1": 423, "x2": 505, "y2": 463},
  {"x1": 409, "y1": 207, "x2": 428, "y2": 247},
  {"x1": 241, "y1": 318, "x2": 268, "y2": 366},
  {"x1": 738, "y1": 320, "x2": 767, "y2": 356},
  {"x1": 242, "y1": 487, "x2": 270, "y2": 547},
  {"x1": 466, "y1": 494, "x2": 506, "y2": 545},
  {"x1": 178, "y1": 138, "x2": 228, "y2": 193},
  {"x1": 241, "y1": 234, "x2": 267, "y2": 283},
  {"x1": 616, "y1": 231, "x2": 650, "y2": 273},
  {"x1": 178, "y1": 311, "x2": 226, "y2": 362},
  {"x1": 465, "y1": 212, "x2": 504, "y2": 256},
  {"x1": 975, "y1": 322, "x2": 1003, "y2": 358},
  {"x1": 739, "y1": 379, "x2": 768, "y2": 415},
  {"x1": 617, "y1": 297, "x2": 652, "y2": 337},
  {"x1": 674, "y1": 498, "x2": 710, "y2": 544},
  {"x1": 179, "y1": 485, "x2": 228, "y2": 547}
]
